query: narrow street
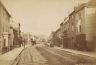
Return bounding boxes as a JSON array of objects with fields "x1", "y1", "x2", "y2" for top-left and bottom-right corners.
[
  {"x1": 0, "y1": 0, "x2": 96, "y2": 65},
  {"x1": 12, "y1": 45, "x2": 96, "y2": 65},
  {"x1": 12, "y1": 46, "x2": 48, "y2": 65}
]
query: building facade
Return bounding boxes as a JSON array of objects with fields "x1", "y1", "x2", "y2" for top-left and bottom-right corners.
[
  {"x1": 54, "y1": 28, "x2": 62, "y2": 47},
  {"x1": 0, "y1": 1, "x2": 11, "y2": 53},
  {"x1": 71, "y1": 3, "x2": 96, "y2": 51},
  {"x1": 11, "y1": 21, "x2": 21, "y2": 47},
  {"x1": 51, "y1": 3, "x2": 96, "y2": 51},
  {"x1": 64, "y1": 3, "x2": 96, "y2": 51},
  {"x1": 84, "y1": 3, "x2": 96, "y2": 51}
]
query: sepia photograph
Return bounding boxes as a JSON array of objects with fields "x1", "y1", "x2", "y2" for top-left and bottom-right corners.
[{"x1": 0, "y1": 0, "x2": 96, "y2": 65}]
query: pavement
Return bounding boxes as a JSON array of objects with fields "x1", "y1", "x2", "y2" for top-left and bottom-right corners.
[
  {"x1": 14, "y1": 46, "x2": 47, "y2": 65},
  {"x1": 0, "y1": 44, "x2": 96, "y2": 65},
  {"x1": 36, "y1": 46, "x2": 96, "y2": 65},
  {"x1": 54, "y1": 46, "x2": 96, "y2": 58},
  {"x1": 0, "y1": 46, "x2": 25, "y2": 65},
  {"x1": 32, "y1": 46, "x2": 47, "y2": 65}
]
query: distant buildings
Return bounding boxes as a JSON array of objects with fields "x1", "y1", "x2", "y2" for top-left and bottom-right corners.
[
  {"x1": 50, "y1": 28, "x2": 62, "y2": 47},
  {"x1": 50, "y1": 2, "x2": 96, "y2": 51},
  {"x1": 10, "y1": 19, "x2": 21, "y2": 47},
  {"x1": 21, "y1": 32, "x2": 32, "y2": 45}
]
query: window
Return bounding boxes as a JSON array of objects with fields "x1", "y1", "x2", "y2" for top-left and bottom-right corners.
[
  {"x1": 76, "y1": 14, "x2": 79, "y2": 20},
  {"x1": 72, "y1": 22, "x2": 74, "y2": 32},
  {"x1": 72, "y1": 25, "x2": 74, "y2": 32},
  {"x1": 72, "y1": 15, "x2": 74, "y2": 19},
  {"x1": 79, "y1": 25, "x2": 81, "y2": 32},
  {"x1": 77, "y1": 19, "x2": 81, "y2": 32},
  {"x1": 0, "y1": 41, "x2": 1, "y2": 48}
]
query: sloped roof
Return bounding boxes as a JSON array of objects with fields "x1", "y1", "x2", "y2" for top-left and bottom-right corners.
[{"x1": 0, "y1": 1, "x2": 11, "y2": 17}]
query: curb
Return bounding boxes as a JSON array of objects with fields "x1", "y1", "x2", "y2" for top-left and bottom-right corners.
[
  {"x1": 54, "y1": 47, "x2": 96, "y2": 59},
  {"x1": 11, "y1": 47, "x2": 25, "y2": 65}
]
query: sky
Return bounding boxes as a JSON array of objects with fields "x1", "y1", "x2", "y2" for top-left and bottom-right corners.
[{"x1": 1, "y1": 0, "x2": 90, "y2": 36}]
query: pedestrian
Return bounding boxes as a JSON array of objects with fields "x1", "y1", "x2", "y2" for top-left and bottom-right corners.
[
  {"x1": 31, "y1": 38, "x2": 34, "y2": 45},
  {"x1": 33, "y1": 40, "x2": 36, "y2": 45}
]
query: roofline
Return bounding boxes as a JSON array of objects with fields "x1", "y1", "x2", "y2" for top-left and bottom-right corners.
[
  {"x1": 0, "y1": 1, "x2": 11, "y2": 17},
  {"x1": 55, "y1": 27, "x2": 61, "y2": 33}
]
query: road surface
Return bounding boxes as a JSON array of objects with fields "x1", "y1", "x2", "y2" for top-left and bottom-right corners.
[{"x1": 12, "y1": 45, "x2": 96, "y2": 65}]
